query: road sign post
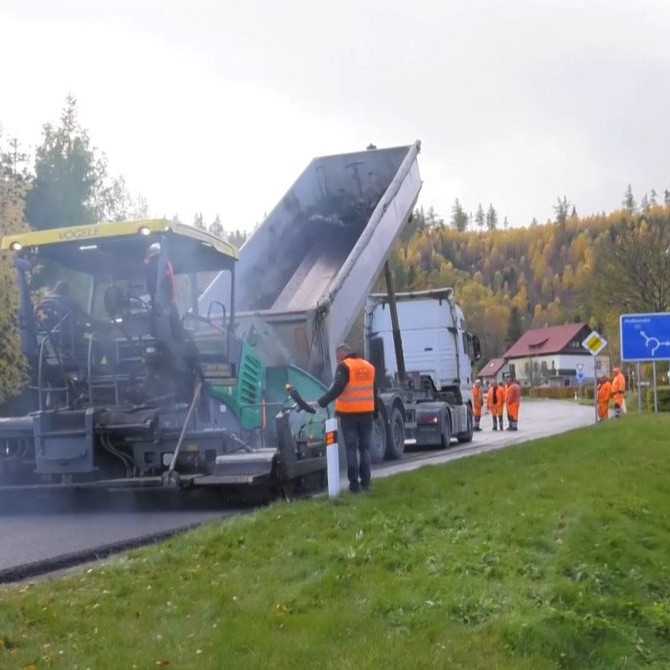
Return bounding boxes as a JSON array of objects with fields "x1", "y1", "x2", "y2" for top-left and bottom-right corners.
[
  {"x1": 575, "y1": 363, "x2": 585, "y2": 400},
  {"x1": 620, "y1": 313, "x2": 670, "y2": 414},
  {"x1": 636, "y1": 362, "x2": 642, "y2": 412},
  {"x1": 582, "y1": 330, "x2": 608, "y2": 424},
  {"x1": 653, "y1": 361, "x2": 658, "y2": 414}
]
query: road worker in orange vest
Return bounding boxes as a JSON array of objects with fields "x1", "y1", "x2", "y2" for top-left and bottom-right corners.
[
  {"x1": 318, "y1": 343, "x2": 379, "y2": 493},
  {"x1": 597, "y1": 375, "x2": 611, "y2": 421},
  {"x1": 497, "y1": 380, "x2": 507, "y2": 430},
  {"x1": 487, "y1": 381, "x2": 505, "y2": 431},
  {"x1": 611, "y1": 367, "x2": 626, "y2": 418},
  {"x1": 472, "y1": 379, "x2": 484, "y2": 431},
  {"x1": 505, "y1": 377, "x2": 521, "y2": 431}
]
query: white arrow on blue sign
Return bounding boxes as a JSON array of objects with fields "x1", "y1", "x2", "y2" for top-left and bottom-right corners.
[{"x1": 620, "y1": 313, "x2": 670, "y2": 362}]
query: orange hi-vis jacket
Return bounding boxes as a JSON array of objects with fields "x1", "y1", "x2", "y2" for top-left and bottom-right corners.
[
  {"x1": 472, "y1": 386, "x2": 483, "y2": 417},
  {"x1": 487, "y1": 386, "x2": 505, "y2": 416},
  {"x1": 611, "y1": 371, "x2": 626, "y2": 406},
  {"x1": 597, "y1": 381, "x2": 611, "y2": 419},
  {"x1": 505, "y1": 382, "x2": 521, "y2": 421},
  {"x1": 335, "y1": 358, "x2": 376, "y2": 414}
]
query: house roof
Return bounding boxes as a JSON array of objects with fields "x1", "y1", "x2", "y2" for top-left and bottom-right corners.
[
  {"x1": 479, "y1": 358, "x2": 507, "y2": 377},
  {"x1": 504, "y1": 323, "x2": 589, "y2": 358}
]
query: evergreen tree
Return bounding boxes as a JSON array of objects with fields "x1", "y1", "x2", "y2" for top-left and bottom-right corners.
[
  {"x1": 0, "y1": 138, "x2": 29, "y2": 401},
  {"x1": 425, "y1": 206, "x2": 444, "y2": 228},
  {"x1": 25, "y1": 95, "x2": 141, "y2": 228},
  {"x1": 209, "y1": 214, "x2": 223, "y2": 237},
  {"x1": 664, "y1": 189, "x2": 670, "y2": 207},
  {"x1": 623, "y1": 184, "x2": 636, "y2": 213},
  {"x1": 503, "y1": 216, "x2": 509, "y2": 229},
  {"x1": 227, "y1": 229, "x2": 248, "y2": 249},
  {"x1": 450, "y1": 199, "x2": 468, "y2": 232},
  {"x1": 475, "y1": 203, "x2": 485, "y2": 230},
  {"x1": 530, "y1": 217, "x2": 538, "y2": 227},
  {"x1": 26, "y1": 96, "x2": 103, "y2": 229},
  {"x1": 486, "y1": 204, "x2": 497, "y2": 231},
  {"x1": 640, "y1": 193, "x2": 650, "y2": 211},
  {"x1": 650, "y1": 189, "x2": 658, "y2": 206},
  {"x1": 554, "y1": 196, "x2": 570, "y2": 226},
  {"x1": 193, "y1": 212, "x2": 205, "y2": 230}
]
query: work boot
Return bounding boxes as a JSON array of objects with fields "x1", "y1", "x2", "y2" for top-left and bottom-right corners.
[{"x1": 492, "y1": 417, "x2": 498, "y2": 431}]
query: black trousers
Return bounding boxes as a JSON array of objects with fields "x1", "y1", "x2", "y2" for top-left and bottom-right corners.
[{"x1": 340, "y1": 413, "x2": 373, "y2": 491}]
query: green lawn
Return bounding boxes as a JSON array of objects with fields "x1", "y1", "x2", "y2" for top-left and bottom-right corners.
[{"x1": 2, "y1": 416, "x2": 670, "y2": 669}]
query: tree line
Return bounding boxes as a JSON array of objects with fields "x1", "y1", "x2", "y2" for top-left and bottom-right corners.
[{"x1": 388, "y1": 199, "x2": 670, "y2": 366}]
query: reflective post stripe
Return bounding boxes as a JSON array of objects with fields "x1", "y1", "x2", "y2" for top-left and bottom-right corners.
[{"x1": 325, "y1": 417, "x2": 340, "y2": 497}]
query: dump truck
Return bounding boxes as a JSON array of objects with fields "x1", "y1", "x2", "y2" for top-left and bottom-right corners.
[
  {"x1": 364, "y1": 287, "x2": 481, "y2": 461},
  {"x1": 202, "y1": 140, "x2": 480, "y2": 466},
  {"x1": 0, "y1": 142, "x2": 424, "y2": 495}
]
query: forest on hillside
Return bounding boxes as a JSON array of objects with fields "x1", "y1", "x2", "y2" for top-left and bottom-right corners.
[{"x1": 386, "y1": 202, "x2": 670, "y2": 366}]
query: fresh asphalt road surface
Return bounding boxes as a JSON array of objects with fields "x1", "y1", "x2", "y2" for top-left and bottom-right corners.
[{"x1": 0, "y1": 399, "x2": 594, "y2": 576}]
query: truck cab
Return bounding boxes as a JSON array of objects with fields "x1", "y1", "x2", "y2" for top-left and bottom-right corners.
[{"x1": 364, "y1": 287, "x2": 481, "y2": 461}]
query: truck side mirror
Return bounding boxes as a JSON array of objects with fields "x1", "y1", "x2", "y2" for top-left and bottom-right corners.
[{"x1": 472, "y1": 334, "x2": 482, "y2": 361}]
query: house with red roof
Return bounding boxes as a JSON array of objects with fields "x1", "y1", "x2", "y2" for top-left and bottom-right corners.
[
  {"x1": 503, "y1": 323, "x2": 600, "y2": 387},
  {"x1": 478, "y1": 357, "x2": 509, "y2": 384}
]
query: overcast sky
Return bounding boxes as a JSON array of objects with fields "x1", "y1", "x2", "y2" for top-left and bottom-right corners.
[{"x1": 1, "y1": 0, "x2": 669, "y2": 231}]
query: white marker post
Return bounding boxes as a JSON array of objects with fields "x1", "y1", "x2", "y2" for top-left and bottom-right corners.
[
  {"x1": 581, "y1": 330, "x2": 608, "y2": 424},
  {"x1": 325, "y1": 417, "x2": 340, "y2": 498}
]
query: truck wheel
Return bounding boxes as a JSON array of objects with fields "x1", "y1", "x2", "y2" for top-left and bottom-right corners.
[
  {"x1": 370, "y1": 412, "x2": 387, "y2": 464},
  {"x1": 440, "y1": 415, "x2": 452, "y2": 449},
  {"x1": 384, "y1": 405, "x2": 405, "y2": 460},
  {"x1": 457, "y1": 406, "x2": 474, "y2": 444}
]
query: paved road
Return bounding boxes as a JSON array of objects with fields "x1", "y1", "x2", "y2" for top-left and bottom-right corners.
[{"x1": 0, "y1": 399, "x2": 594, "y2": 576}]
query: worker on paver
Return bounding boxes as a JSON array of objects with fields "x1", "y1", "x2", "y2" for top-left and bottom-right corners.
[
  {"x1": 611, "y1": 367, "x2": 626, "y2": 418},
  {"x1": 472, "y1": 379, "x2": 484, "y2": 431},
  {"x1": 505, "y1": 377, "x2": 521, "y2": 431},
  {"x1": 318, "y1": 343, "x2": 378, "y2": 493},
  {"x1": 144, "y1": 242, "x2": 181, "y2": 339},
  {"x1": 597, "y1": 375, "x2": 611, "y2": 422},
  {"x1": 487, "y1": 381, "x2": 504, "y2": 431}
]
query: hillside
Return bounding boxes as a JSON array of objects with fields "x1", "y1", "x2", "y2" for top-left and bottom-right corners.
[{"x1": 386, "y1": 205, "x2": 670, "y2": 364}]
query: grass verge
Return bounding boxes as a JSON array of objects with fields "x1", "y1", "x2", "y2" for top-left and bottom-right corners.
[{"x1": 2, "y1": 416, "x2": 670, "y2": 669}]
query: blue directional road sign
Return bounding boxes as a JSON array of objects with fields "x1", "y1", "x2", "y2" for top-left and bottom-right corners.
[{"x1": 620, "y1": 312, "x2": 670, "y2": 362}]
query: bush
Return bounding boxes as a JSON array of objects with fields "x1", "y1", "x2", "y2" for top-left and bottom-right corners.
[{"x1": 644, "y1": 385, "x2": 670, "y2": 412}]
